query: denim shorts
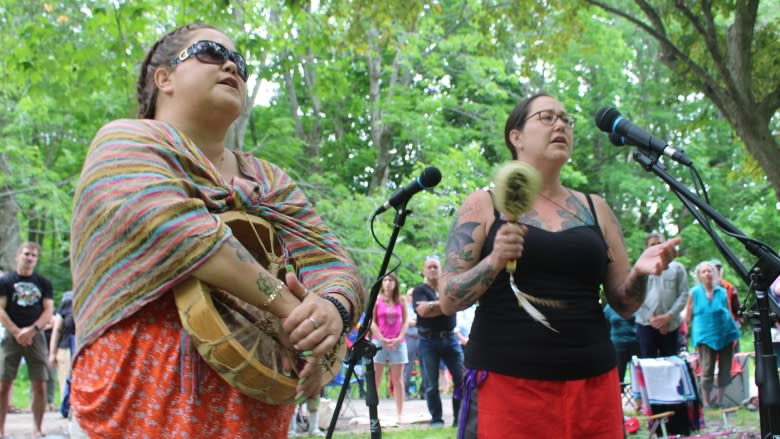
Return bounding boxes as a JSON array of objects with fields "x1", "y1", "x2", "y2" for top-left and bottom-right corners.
[{"x1": 372, "y1": 339, "x2": 408, "y2": 365}]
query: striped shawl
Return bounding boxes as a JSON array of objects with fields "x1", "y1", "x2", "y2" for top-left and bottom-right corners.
[{"x1": 71, "y1": 119, "x2": 364, "y2": 358}]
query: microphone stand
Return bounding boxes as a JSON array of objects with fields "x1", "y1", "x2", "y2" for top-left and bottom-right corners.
[
  {"x1": 326, "y1": 203, "x2": 413, "y2": 439},
  {"x1": 633, "y1": 148, "x2": 780, "y2": 437}
]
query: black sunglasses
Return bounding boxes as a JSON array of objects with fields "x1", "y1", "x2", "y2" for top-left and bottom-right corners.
[{"x1": 169, "y1": 40, "x2": 248, "y2": 82}]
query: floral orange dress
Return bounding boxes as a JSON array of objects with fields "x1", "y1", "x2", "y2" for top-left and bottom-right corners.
[{"x1": 71, "y1": 294, "x2": 294, "y2": 438}]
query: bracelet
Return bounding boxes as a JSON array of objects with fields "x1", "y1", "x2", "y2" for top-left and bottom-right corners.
[
  {"x1": 261, "y1": 281, "x2": 284, "y2": 308},
  {"x1": 322, "y1": 295, "x2": 351, "y2": 335}
]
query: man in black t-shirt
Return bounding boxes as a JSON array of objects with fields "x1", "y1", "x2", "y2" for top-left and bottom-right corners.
[
  {"x1": 0, "y1": 242, "x2": 54, "y2": 438},
  {"x1": 412, "y1": 255, "x2": 463, "y2": 427}
]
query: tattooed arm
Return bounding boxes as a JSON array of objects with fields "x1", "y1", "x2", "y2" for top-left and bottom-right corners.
[
  {"x1": 440, "y1": 190, "x2": 528, "y2": 315},
  {"x1": 593, "y1": 194, "x2": 681, "y2": 319},
  {"x1": 191, "y1": 235, "x2": 301, "y2": 317}
]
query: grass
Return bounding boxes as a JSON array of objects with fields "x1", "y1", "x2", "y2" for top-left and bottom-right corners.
[
  {"x1": 10, "y1": 328, "x2": 762, "y2": 436},
  {"x1": 325, "y1": 409, "x2": 757, "y2": 438},
  {"x1": 9, "y1": 363, "x2": 60, "y2": 410},
  {"x1": 332, "y1": 426, "x2": 456, "y2": 438}
]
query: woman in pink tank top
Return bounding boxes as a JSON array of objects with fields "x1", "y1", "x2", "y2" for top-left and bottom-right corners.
[{"x1": 371, "y1": 272, "x2": 409, "y2": 424}]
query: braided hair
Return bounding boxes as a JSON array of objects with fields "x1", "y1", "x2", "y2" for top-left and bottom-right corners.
[{"x1": 136, "y1": 24, "x2": 217, "y2": 119}]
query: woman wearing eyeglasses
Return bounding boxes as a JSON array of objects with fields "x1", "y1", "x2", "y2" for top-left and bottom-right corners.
[
  {"x1": 439, "y1": 93, "x2": 680, "y2": 438},
  {"x1": 69, "y1": 24, "x2": 364, "y2": 438}
]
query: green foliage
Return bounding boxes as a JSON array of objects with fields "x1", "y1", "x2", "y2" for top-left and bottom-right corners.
[{"x1": 0, "y1": 0, "x2": 777, "y2": 307}]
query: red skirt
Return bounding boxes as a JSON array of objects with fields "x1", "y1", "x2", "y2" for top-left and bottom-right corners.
[
  {"x1": 71, "y1": 294, "x2": 294, "y2": 438},
  {"x1": 477, "y1": 368, "x2": 622, "y2": 438}
]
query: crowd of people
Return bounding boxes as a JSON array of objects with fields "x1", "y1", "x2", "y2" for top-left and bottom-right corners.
[
  {"x1": 1, "y1": 22, "x2": 773, "y2": 439},
  {"x1": 602, "y1": 231, "x2": 748, "y2": 410}
]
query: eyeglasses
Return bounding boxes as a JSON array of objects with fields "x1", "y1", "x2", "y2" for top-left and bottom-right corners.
[
  {"x1": 169, "y1": 40, "x2": 248, "y2": 82},
  {"x1": 425, "y1": 255, "x2": 440, "y2": 262},
  {"x1": 525, "y1": 109, "x2": 576, "y2": 128}
]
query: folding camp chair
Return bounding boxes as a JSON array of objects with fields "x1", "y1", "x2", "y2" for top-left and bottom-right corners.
[
  {"x1": 622, "y1": 381, "x2": 640, "y2": 412},
  {"x1": 631, "y1": 355, "x2": 703, "y2": 437}
]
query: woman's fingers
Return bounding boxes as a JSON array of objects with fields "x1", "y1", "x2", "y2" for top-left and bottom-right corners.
[
  {"x1": 289, "y1": 301, "x2": 340, "y2": 346},
  {"x1": 285, "y1": 272, "x2": 307, "y2": 301},
  {"x1": 494, "y1": 223, "x2": 527, "y2": 265},
  {"x1": 295, "y1": 357, "x2": 324, "y2": 401}
]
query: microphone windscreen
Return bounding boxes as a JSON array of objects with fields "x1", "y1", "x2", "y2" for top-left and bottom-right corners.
[
  {"x1": 594, "y1": 107, "x2": 621, "y2": 132},
  {"x1": 420, "y1": 166, "x2": 442, "y2": 188}
]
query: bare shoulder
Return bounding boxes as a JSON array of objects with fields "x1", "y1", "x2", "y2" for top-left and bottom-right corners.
[
  {"x1": 458, "y1": 190, "x2": 495, "y2": 225},
  {"x1": 587, "y1": 193, "x2": 620, "y2": 227},
  {"x1": 462, "y1": 189, "x2": 493, "y2": 211}
]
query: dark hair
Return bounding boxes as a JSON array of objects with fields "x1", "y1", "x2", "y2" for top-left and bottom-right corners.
[
  {"x1": 503, "y1": 92, "x2": 551, "y2": 159},
  {"x1": 382, "y1": 272, "x2": 401, "y2": 304},
  {"x1": 644, "y1": 232, "x2": 665, "y2": 247},
  {"x1": 136, "y1": 24, "x2": 218, "y2": 119}
]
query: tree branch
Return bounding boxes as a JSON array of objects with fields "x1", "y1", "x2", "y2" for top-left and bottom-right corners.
[
  {"x1": 673, "y1": 0, "x2": 728, "y2": 80},
  {"x1": 727, "y1": 0, "x2": 759, "y2": 105},
  {"x1": 672, "y1": 1, "x2": 741, "y2": 109},
  {"x1": 585, "y1": 0, "x2": 727, "y2": 111}
]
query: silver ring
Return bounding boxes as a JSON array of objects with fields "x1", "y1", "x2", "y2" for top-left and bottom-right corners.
[{"x1": 308, "y1": 317, "x2": 319, "y2": 330}]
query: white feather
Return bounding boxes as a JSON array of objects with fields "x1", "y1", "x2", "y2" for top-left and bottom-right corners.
[{"x1": 509, "y1": 275, "x2": 559, "y2": 333}]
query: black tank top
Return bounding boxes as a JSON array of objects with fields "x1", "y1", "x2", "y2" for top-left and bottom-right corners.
[{"x1": 465, "y1": 193, "x2": 615, "y2": 380}]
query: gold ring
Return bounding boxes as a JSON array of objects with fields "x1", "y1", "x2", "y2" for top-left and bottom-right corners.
[{"x1": 308, "y1": 317, "x2": 319, "y2": 330}]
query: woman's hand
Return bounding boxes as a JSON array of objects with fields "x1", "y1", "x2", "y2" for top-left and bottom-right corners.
[
  {"x1": 490, "y1": 222, "x2": 528, "y2": 268},
  {"x1": 281, "y1": 272, "x2": 343, "y2": 384},
  {"x1": 385, "y1": 337, "x2": 398, "y2": 349},
  {"x1": 634, "y1": 237, "x2": 682, "y2": 276},
  {"x1": 296, "y1": 356, "x2": 324, "y2": 400}
]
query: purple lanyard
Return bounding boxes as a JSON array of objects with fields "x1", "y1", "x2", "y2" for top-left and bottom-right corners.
[{"x1": 455, "y1": 368, "x2": 488, "y2": 439}]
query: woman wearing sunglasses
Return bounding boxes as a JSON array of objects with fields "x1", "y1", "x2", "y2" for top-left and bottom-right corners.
[
  {"x1": 69, "y1": 24, "x2": 364, "y2": 438},
  {"x1": 438, "y1": 93, "x2": 681, "y2": 438}
]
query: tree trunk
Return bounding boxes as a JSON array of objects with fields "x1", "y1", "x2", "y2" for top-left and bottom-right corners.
[
  {"x1": 227, "y1": 77, "x2": 263, "y2": 152},
  {"x1": 721, "y1": 101, "x2": 780, "y2": 201},
  {"x1": 0, "y1": 156, "x2": 20, "y2": 271}
]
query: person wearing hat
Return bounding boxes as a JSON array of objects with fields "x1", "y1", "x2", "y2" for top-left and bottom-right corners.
[{"x1": 48, "y1": 290, "x2": 75, "y2": 402}]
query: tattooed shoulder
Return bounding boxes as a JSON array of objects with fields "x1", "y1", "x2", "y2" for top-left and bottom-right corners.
[{"x1": 446, "y1": 221, "x2": 480, "y2": 263}]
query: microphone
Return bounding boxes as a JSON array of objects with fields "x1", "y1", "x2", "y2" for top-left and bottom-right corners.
[
  {"x1": 374, "y1": 166, "x2": 442, "y2": 215},
  {"x1": 594, "y1": 107, "x2": 693, "y2": 166}
]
